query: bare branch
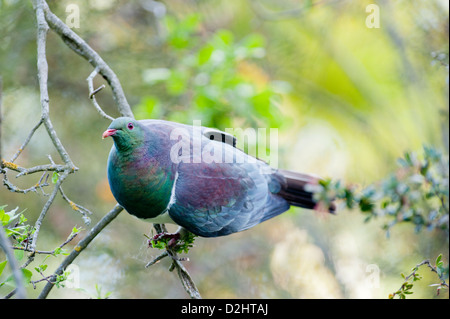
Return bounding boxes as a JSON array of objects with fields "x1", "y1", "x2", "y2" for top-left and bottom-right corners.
[
  {"x1": 13, "y1": 231, "x2": 78, "y2": 255},
  {"x1": 33, "y1": 1, "x2": 74, "y2": 168},
  {"x1": 31, "y1": 272, "x2": 54, "y2": 289},
  {"x1": 40, "y1": 2, "x2": 133, "y2": 118},
  {"x1": 59, "y1": 186, "x2": 92, "y2": 225},
  {"x1": 87, "y1": 67, "x2": 114, "y2": 121},
  {"x1": 173, "y1": 258, "x2": 201, "y2": 299},
  {"x1": 23, "y1": 0, "x2": 79, "y2": 256},
  {"x1": 2, "y1": 172, "x2": 50, "y2": 194},
  {"x1": 2, "y1": 160, "x2": 71, "y2": 178},
  {"x1": 30, "y1": 170, "x2": 70, "y2": 253},
  {"x1": 145, "y1": 247, "x2": 201, "y2": 299},
  {"x1": 145, "y1": 251, "x2": 169, "y2": 268},
  {"x1": 89, "y1": 85, "x2": 106, "y2": 98},
  {"x1": 37, "y1": 204, "x2": 123, "y2": 299},
  {"x1": 9, "y1": 118, "x2": 43, "y2": 163},
  {"x1": 147, "y1": 225, "x2": 202, "y2": 299}
]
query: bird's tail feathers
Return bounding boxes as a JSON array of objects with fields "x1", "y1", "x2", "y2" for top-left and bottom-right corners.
[{"x1": 277, "y1": 169, "x2": 335, "y2": 213}]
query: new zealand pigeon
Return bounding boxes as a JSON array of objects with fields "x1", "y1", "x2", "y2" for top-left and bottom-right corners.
[{"x1": 102, "y1": 117, "x2": 333, "y2": 239}]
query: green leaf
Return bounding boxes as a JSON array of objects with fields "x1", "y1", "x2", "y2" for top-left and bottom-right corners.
[
  {"x1": 14, "y1": 249, "x2": 24, "y2": 261},
  {"x1": 52, "y1": 171, "x2": 60, "y2": 184},
  {"x1": 363, "y1": 215, "x2": 372, "y2": 223},
  {"x1": 0, "y1": 206, "x2": 20, "y2": 228},
  {"x1": 0, "y1": 260, "x2": 7, "y2": 277},
  {"x1": 436, "y1": 254, "x2": 443, "y2": 266},
  {"x1": 1, "y1": 212, "x2": 10, "y2": 226},
  {"x1": 167, "y1": 70, "x2": 187, "y2": 95},
  {"x1": 53, "y1": 247, "x2": 62, "y2": 256},
  {"x1": 19, "y1": 214, "x2": 27, "y2": 224},
  {"x1": 215, "y1": 29, "x2": 234, "y2": 46},
  {"x1": 35, "y1": 264, "x2": 47, "y2": 273},
  {"x1": 22, "y1": 268, "x2": 32, "y2": 284},
  {"x1": 3, "y1": 268, "x2": 33, "y2": 287},
  {"x1": 404, "y1": 151, "x2": 413, "y2": 166},
  {"x1": 359, "y1": 197, "x2": 375, "y2": 212},
  {"x1": 0, "y1": 206, "x2": 5, "y2": 223},
  {"x1": 198, "y1": 44, "x2": 214, "y2": 65},
  {"x1": 70, "y1": 226, "x2": 83, "y2": 237},
  {"x1": 241, "y1": 33, "x2": 266, "y2": 49}
]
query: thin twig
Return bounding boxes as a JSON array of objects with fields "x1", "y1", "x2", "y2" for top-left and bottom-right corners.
[
  {"x1": 37, "y1": 204, "x2": 123, "y2": 299},
  {"x1": 390, "y1": 259, "x2": 449, "y2": 299},
  {"x1": 31, "y1": 272, "x2": 54, "y2": 289},
  {"x1": 145, "y1": 251, "x2": 169, "y2": 268},
  {"x1": 59, "y1": 186, "x2": 92, "y2": 225},
  {"x1": 13, "y1": 232, "x2": 78, "y2": 255},
  {"x1": 9, "y1": 118, "x2": 43, "y2": 163},
  {"x1": 172, "y1": 257, "x2": 201, "y2": 299},
  {"x1": 33, "y1": 0, "x2": 75, "y2": 169},
  {"x1": 90, "y1": 84, "x2": 106, "y2": 98},
  {"x1": 2, "y1": 172, "x2": 50, "y2": 194},
  {"x1": 28, "y1": 0, "x2": 79, "y2": 256},
  {"x1": 2, "y1": 160, "x2": 70, "y2": 178},
  {"x1": 30, "y1": 170, "x2": 70, "y2": 253},
  {"x1": 421, "y1": 260, "x2": 449, "y2": 288},
  {"x1": 87, "y1": 67, "x2": 114, "y2": 121}
]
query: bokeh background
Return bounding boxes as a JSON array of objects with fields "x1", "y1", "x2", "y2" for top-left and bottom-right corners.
[{"x1": 0, "y1": 0, "x2": 448, "y2": 298}]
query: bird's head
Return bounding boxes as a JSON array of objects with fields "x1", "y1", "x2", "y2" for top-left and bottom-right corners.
[{"x1": 102, "y1": 117, "x2": 145, "y2": 152}]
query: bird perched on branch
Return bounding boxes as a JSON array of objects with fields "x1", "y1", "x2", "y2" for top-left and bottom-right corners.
[{"x1": 103, "y1": 117, "x2": 333, "y2": 244}]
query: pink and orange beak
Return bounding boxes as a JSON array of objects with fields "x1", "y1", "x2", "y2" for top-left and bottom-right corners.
[{"x1": 102, "y1": 129, "x2": 117, "y2": 139}]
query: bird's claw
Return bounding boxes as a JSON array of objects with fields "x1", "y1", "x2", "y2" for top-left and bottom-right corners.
[{"x1": 148, "y1": 232, "x2": 181, "y2": 248}]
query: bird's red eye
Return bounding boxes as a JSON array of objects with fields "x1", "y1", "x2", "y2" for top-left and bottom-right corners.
[{"x1": 127, "y1": 122, "x2": 134, "y2": 130}]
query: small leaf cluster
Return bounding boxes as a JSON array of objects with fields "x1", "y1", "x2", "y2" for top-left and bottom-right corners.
[
  {"x1": 1, "y1": 208, "x2": 82, "y2": 294},
  {"x1": 435, "y1": 254, "x2": 447, "y2": 278},
  {"x1": 0, "y1": 205, "x2": 33, "y2": 248},
  {"x1": 389, "y1": 254, "x2": 448, "y2": 299},
  {"x1": 93, "y1": 283, "x2": 112, "y2": 299},
  {"x1": 389, "y1": 269, "x2": 422, "y2": 299},
  {"x1": 314, "y1": 145, "x2": 449, "y2": 235}
]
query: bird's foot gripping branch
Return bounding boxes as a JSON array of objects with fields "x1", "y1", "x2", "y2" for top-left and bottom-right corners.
[{"x1": 147, "y1": 229, "x2": 197, "y2": 255}]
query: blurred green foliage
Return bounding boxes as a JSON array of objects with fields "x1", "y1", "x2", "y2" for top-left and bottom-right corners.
[
  {"x1": 315, "y1": 145, "x2": 449, "y2": 236},
  {"x1": 0, "y1": 0, "x2": 448, "y2": 299},
  {"x1": 135, "y1": 13, "x2": 285, "y2": 129}
]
